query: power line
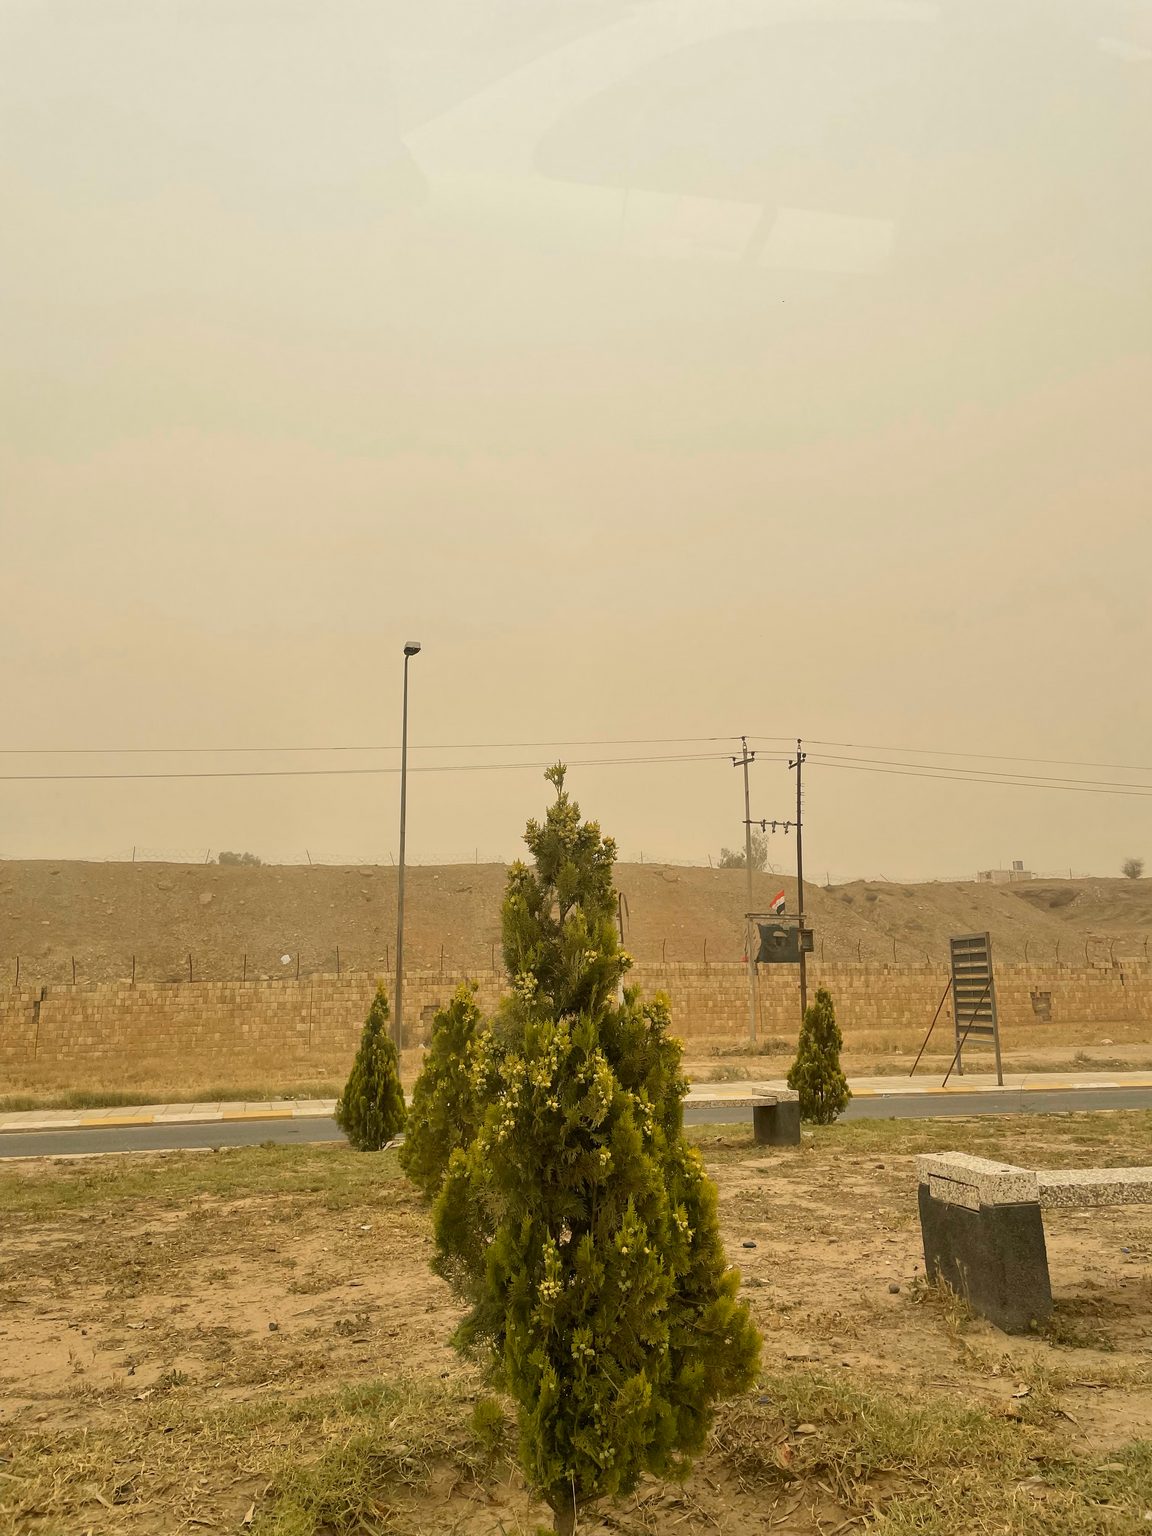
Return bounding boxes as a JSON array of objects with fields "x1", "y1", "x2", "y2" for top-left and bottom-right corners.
[
  {"x1": 811, "y1": 759, "x2": 1152, "y2": 799},
  {"x1": 7, "y1": 727, "x2": 1150, "y2": 777},
  {"x1": 782, "y1": 737, "x2": 1152, "y2": 776},
  {"x1": 0, "y1": 750, "x2": 739, "y2": 783},
  {"x1": 0, "y1": 734, "x2": 753, "y2": 757},
  {"x1": 809, "y1": 752, "x2": 1152, "y2": 793}
]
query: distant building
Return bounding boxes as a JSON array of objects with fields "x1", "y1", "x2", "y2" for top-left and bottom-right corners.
[{"x1": 976, "y1": 860, "x2": 1032, "y2": 884}]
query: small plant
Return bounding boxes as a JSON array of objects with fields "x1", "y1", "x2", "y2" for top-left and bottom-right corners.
[
  {"x1": 705, "y1": 1063, "x2": 752, "y2": 1082},
  {"x1": 399, "y1": 983, "x2": 485, "y2": 1201},
  {"x1": 470, "y1": 1396, "x2": 508, "y2": 1456},
  {"x1": 335, "y1": 985, "x2": 407, "y2": 1151},
  {"x1": 1122, "y1": 856, "x2": 1144, "y2": 880},
  {"x1": 787, "y1": 988, "x2": 851, "y2": 1124},
  {"x1": 216, "y1": 850, "x2": 263, "y2": 866}
]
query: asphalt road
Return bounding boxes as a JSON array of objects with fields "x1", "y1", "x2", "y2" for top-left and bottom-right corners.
[{"x1": 3, "y1": 1088, "x2": 1152, "y2": 1158}]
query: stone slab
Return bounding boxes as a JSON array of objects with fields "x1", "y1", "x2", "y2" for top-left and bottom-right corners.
[
  {"x1": 916, "y1": 1152, "x2": 1038, "y2": 1209},
  {"x1": 1037, "y1": 1166, "x2": 1152, "y2": 1208},
  {"x1": 921, "y1": 1152, "x2": 1152, "y2": 1212},
  {"x1": 690, "y1": 1092, "x2": 799, "y2": 1108}
]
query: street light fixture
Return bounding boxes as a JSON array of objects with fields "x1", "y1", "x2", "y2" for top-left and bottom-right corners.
[{"x1": 394, "y1": 641, "x2": 421, "y2": 1050}]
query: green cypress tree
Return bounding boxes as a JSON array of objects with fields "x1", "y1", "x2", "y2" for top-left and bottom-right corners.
[
  {"x1": 786, "y1": 986, "x2": 851, "y2": 1124},
  {"x1": 432, "y1": 767, "x2": 760, "y2": 1535},
  {"x1": 399, "y1": 982, "x2": 484, "y2": 1200},
  {"x1": 335, "y1": 983, "x2": 407, "y2": 1151}
]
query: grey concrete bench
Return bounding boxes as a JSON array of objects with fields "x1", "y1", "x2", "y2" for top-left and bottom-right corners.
[
  {"x1": 916, "y1": 1151, "x2": 1152, "y2": 1332},
  {"x1": 691, "y1": 1091, "x2": 801, "y2": 1147}
]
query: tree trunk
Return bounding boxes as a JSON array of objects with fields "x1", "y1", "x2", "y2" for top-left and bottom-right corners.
[{"x1": 552, "y1": 1500, "x2": 576, "y2": 1536}]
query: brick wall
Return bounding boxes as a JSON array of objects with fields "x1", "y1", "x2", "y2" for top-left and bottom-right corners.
[{"x1": 1, "y1": 963, "x2": 1149, "y2": 1077}]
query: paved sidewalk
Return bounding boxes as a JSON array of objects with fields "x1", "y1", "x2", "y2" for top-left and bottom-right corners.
[{"x1": 4, "y1": 1071, "x2": 1152, "y2": 1135}]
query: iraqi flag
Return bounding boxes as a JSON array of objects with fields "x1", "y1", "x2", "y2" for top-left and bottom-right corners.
[{"x1": 769, "y1": 889, "x2": 786, "y2": 915}]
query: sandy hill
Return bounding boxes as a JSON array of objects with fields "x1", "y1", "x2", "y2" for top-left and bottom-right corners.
[{"x1": 1, "y1": 861, "x2": 1150, "y2": 989}]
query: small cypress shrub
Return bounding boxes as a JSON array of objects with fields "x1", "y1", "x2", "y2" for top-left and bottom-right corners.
[
  {"x1": 399, "y1": 982, "x2": 484, "y2": 1200},
  {"x1": 335, "y1": 983, "x2": 407, "y2": 1151},
  {"x1": 786, "y1": 986, "x2": 851, "y2": 1124},
  {"x1": 432, "y1": 767, "x2": 760, "y2": 1535}
]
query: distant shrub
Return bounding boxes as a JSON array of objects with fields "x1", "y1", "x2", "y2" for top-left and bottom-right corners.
[
  {"x1": 335, "y1": 985, "x2": 407, "y2": 1151},
  {"x1": 399, "y1": 983, "x2": 485, "y2": 1200},
  {"x1": 1122, "y1": 857, "x2": 1145, "y2": 880},
  {"x1": 217, "y1": 851, "x2": 263, "y2": 866},
  {"x1": 717, "y1": 832, "x2": 767, "y2": 871},
  {"x1": 787, "y1": 987, "x2": 851, "y2": 1124}
]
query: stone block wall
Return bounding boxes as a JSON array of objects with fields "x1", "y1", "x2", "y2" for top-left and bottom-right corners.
[{"x1": 0, "y1": 962, "x2": 1148, "y2": 1079}]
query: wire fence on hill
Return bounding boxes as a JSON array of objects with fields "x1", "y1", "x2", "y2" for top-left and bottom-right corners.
[{"x1": 4, "y1": 930, "x2": 1151, "y2": 990}]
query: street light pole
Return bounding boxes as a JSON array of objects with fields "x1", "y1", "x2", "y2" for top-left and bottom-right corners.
[{"x1": 394, "y1": 640, "x2": 421, "y2": 1051}]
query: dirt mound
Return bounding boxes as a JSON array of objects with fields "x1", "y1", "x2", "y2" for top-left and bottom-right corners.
[{"x1": 2, "y1": 861, "x2": 1150, "y2": 989}]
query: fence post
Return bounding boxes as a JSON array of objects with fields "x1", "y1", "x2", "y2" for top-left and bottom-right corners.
[
  {"x1": 296, "y1": 952, "x2": 301, "y2": 980},
  {"x1": 336, "y1": 945, "x2": 341, "y2": 978},
  {"x1": 131, "y1": 954, "x2": 136, "y2": 985},
  {"x1": 188, "y1": 952, "x2": 193, "y2": 983},
  {"x1": 71, "y1": 955, "x2": 76, "y2": 985},
  {"x1": 242, "y1": 953, "x2": 247, "y2": 983}
]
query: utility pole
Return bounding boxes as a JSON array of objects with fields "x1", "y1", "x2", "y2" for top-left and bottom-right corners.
[
  {"x1": 790, "y1": 738, "x2": 808, "y2": 1019},
  {"x1": 733, "y1": 736, "x2": 758, "y2": 1043}
]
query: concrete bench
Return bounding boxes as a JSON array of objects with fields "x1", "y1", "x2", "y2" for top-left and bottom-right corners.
[
  {"x1": 916, "y1": 1151, "x2": 1152, "y2": 1332},
  {"x1": 691, "y1": 1092, "x2": 801, "y2": 1147}
]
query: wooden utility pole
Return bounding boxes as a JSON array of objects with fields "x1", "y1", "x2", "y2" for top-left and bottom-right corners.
[{"x1": 733, "y1": 737, "x2": 758, "y2": 1044}]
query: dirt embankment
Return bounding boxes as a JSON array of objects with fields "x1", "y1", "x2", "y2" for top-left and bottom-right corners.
[{"x1": 1, "y1": 860, "x2": 1149, "y2": 987}]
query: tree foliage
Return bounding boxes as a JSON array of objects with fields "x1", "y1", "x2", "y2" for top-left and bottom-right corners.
[
  {"x1": 399, "y1": 982, "x2": 485, "y2": 1200},
  {"x1": 1122, "y1": 857, "x2": 1145, "y2": 880},
  {"x1": 432, "y1": 766, "x2": 760, "y2": 1535},
  {"x1": 335, "y1": 984, "x2": 407, "y2": 1151},
  {"x1": 787, "y1": 987, "x2": 851, "y2": 1124},
  {"x1": 717, "y1": 832, "x2": 767, "y2": 871}
]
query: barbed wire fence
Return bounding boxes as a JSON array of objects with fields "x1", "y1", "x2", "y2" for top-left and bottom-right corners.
[{"x1": 4, "y1": 930, "x2": 1151, "y2": 990}]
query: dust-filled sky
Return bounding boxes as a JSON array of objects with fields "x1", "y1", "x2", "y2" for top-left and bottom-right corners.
[{"x1": 1, "y1": 0, "x2": 1150, "y2": 880}]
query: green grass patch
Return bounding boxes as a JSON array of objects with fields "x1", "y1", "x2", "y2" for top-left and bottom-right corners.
[
  {"x1": 716, "y1": 1372, "x2": 1152, "y2": 1534},
  {"x1": 683, "y1": 1110, "x2": 1152, "y2": 1173},
  {"x1": 0, "y1": 1082, "x2": 344, "y2": 1113},
  {"x1": 804, "y1": 1111, "x2": 1152, "y2": 1165},
  {"x1": 0, "y1": 1375, "x2": 497, "y2": 1536},
  {"x1": 0, "y1": 1141, "x2": 404, "y2": 1221}
]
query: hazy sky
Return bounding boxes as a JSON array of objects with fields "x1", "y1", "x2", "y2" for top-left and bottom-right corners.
[{"x1": 2, "y1": 0, "x2": 1150, "y2": 879}]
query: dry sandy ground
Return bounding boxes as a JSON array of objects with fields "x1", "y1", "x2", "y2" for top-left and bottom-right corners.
[{"x1": 2, "y1": 1116, "x2": 1152, "y2": 1533}]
